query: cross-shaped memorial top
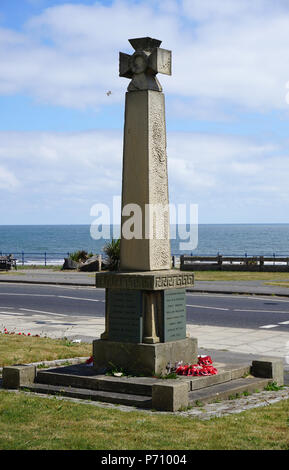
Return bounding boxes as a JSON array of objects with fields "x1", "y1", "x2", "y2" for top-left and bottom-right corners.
[{"x1": 119, "y1": 37, "x2": 171, "y2": 92}]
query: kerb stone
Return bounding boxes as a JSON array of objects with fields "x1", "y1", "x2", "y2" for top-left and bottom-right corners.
[
  {"x1": 152, "y1": 381, "x2": 189, "y2": 411},
  {"x1": 2, "y1": 365, "x2": 36, "y2": 389},
  {"x1": 251, "y1": 357, "x2": 284, "y2": 386}
]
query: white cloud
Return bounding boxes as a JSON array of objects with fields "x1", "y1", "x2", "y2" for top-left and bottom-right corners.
[
  {"x1": 0, "y1": 130, "x2": 122, "y2": 192},
  {"x1": 0, "y1": 128, "x2": 288, "y2": 222},
  {"x1": 0, "y1": 0, "x2": 289, "y2": 111},
  {"x1": 167, "y1": 132, "x2": 279, "y2": 197},
  {"x1": 0, "y1": 165, "x2": 19, "y2": 190},
  {"x1": 182, "y1": 0, "x2": 280, "y2": 22},
  {"x1": 1, "y1": 1, "x2": 289, "y2": 223}
]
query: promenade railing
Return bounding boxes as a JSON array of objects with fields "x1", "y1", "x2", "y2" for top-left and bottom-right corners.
[
  {"x1": 1, "y1": 251, "x2": 289, "y2": 270},
  {"x1": 179, "y1": 254, "x2": 289, "y2": 272},
  {"x1": 0, "y1": 252, "x2": 71, "y2": 266}
]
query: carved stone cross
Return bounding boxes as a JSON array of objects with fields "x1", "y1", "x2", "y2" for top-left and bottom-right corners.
[{"x1": 119, "y1": 37, "x2": 171, "y2": 92}]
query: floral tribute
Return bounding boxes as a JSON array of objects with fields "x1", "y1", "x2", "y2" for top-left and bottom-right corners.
[
  {"x1": 1, "y1": 327, "x2": 39, "y2": 337},
  {"x1": 84, "y1": 355, "x2": 218, "y2": 377},
  {"x1": 173, "y1": 355, "x2": 218, "y2": 377}
]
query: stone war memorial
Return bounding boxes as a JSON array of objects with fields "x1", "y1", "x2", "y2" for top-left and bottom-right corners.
[
  {"x1": 2, "y1": 37, "x2": 284, "y2": 413},
  {"x1": 93, "y1": 37, "x2": 197, "y2": 376}
]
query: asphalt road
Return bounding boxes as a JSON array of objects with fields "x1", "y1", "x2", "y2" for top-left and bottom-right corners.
[{"x1": 1, "y1": 283, "x2": 289, "y2": 332}]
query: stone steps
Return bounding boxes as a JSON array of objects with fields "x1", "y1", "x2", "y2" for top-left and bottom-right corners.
[
  {"x1": 188, "y1": 377, "x2": 271, "y2": 405},
  {"x1": 21, "y1": 382, "x2": 152, "y2": 408},
  {"x1": 28, "y1": 362, "x2": 260, "y2": 409},
  {"x1": 34, "y1": 363, "x2": 250, "y2": 398},
  {"x1": 188, "y1": 364, "x2": 250, "y2": 391},
  {"x1": 35, "y1": 369, "x2": 156, "y2": 396},
  {"x1": 3, "y1": 357, "x2": 282, "y2": 411}
]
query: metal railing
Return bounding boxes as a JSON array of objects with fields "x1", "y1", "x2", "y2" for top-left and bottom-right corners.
[
  {"x1": 1, "y1": 251, "x2": 289, "y2": 268},
  {"x1": 180, "y1": 254, "x2": 289, "y2": 272},
  {"x1": 0, "y1": 252, "x2": 71, "y2": 266}
]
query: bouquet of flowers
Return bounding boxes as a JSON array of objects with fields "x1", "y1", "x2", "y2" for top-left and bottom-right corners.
[{"x1": 173, "y1": 355, "x2": 218, "y2": 377}]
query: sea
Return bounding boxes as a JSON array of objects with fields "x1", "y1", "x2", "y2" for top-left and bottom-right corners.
[{"x1": 1, "y1": 224, "x2": 289, "y2": 266}]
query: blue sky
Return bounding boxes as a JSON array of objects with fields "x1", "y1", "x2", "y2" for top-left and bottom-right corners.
[{"x1": 1, "y1": 0, "x2": 289, "y2": 224}]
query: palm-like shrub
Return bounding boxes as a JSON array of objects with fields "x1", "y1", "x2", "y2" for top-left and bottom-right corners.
[
  {"x1": 69, "y1": 250, "x2": 93, "y2": 263},
  {"x1": 103, "y1": 238, "x2": 120, "y2": 271}
]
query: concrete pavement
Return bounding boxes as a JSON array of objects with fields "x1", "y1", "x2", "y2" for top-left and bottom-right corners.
[{"x1": 2, "y1": 310, "x2": 288, "y2": 361}]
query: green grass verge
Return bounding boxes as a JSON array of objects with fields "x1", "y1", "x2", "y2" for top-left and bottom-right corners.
[
  {"x1": 0, "y1": 271, "x2": 25, "y2": 276},
  {"x1": 0, "y1": 391, "x2": 288, "y2": 450},
  {"x1": 194, "y1": 271, "x2": 289, "y2": 282},
  {"x1": 0, "y1": 334, "x2": 91, "y2": 368},
  {"x1": 265, "y1": 282, "x2": 289, "y2": 289},
  {"x1": 15, "y1": 265, "x2": 63, "y2": 271}
]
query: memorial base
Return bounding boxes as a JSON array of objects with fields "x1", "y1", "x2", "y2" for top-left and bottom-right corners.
[{"x1": 92, "y1": 337, "x2": 198, "y2": 376}]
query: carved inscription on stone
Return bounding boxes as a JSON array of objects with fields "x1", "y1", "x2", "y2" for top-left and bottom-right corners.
[
  {"x1": 107, "y1": 289, "x2": 143, "y2": 343},
  {"x1": 163, "y1": 289, "x2": 186, "y2": 342}
]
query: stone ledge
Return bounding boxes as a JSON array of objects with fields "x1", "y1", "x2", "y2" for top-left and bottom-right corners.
[
  {"x1": 2, "y1": 365, "x2": 36, "y2": 389},
  {"x1": 95, "y1": 270, "x2": 194, "y2": 290},
  {"x1": 152, "y1": 381, "x2": 189, "y2": 411},
  {"x1": 251, "y1": 357, "x2": 284, "y2": 386}
]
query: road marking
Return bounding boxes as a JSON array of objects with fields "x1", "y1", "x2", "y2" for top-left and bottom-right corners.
[
  {"x1": 187, "y1": 293, "x2": 289, "y2": 303},
  {"x1": 20, "y1": 308, "x2": 66, "y2": 316},
  {"x1": 57, "y1": 295, "x2": 101, "y2": 302},
  {"x1": 186, "y1": 304, "x2": 229, "y2": 311},
  {"x1": 0, "y1": 293, "x2": 55, "y2": 297},
  {"x1": 234, "y1": 308, "x2": 289, "y2": 314},
  {"x1": 0, "y1": 306, "x2": 14, "y2": 309},
  {"x1": 51, "y1": 285, "x2": 95, "y2": 291},
  {"x1": 259, "y1": 324, "x2": 278, "y2": 329},
  {"x1": 0, "y1": 311, "x2": 25, "y2": 315},
  {"x1": 0, "y1": 293, "x2": 103, "y2": 302},
  {"x1": 278, "y1": 321, "x2": 289, "y2": 325}
]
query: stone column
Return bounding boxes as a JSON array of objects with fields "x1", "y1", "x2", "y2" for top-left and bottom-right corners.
[
  {"x1": 93, "y1": 37, "x2": 197, "y2": 376},
  {"x1": 119, "y1": 37, "x2": 172, "y2": 272},
  {"x1": 120, "y1": 90, "x2": 171, "y2": 271}
]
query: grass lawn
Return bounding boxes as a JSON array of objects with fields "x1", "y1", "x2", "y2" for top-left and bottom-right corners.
[
  {"x1": 0, "y1": 334, "x2": 289, "y2": 450},
  {"x1": 0, "y1": 391, "x2": 288, "y2": 450},
  {"x1": 193, "y1": 271, "x2": 289, "y2": 282},
  {"x1": 13, "y1": 265, "x2": 62, "y2": 271},
  {"x1": 265, "y1": 282, "x2": 289, "y2": 288},
  {"x1": 0, "y1": 333, "x2": 92, "y2": 368}
]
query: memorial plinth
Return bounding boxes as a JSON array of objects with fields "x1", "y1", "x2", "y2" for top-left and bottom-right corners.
[
  {"x1": 95, "y1": 270, "x2": 194, "y2": 290},
  {"x1": 93, "y1": 338, "x2": 197, "y2": 377},
  {"x1": 93, "y1": 37, "x2": 197, "y2": 375},
  {"x1": 97, "y1": 273, "x2": 193, "y2": 343}
]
